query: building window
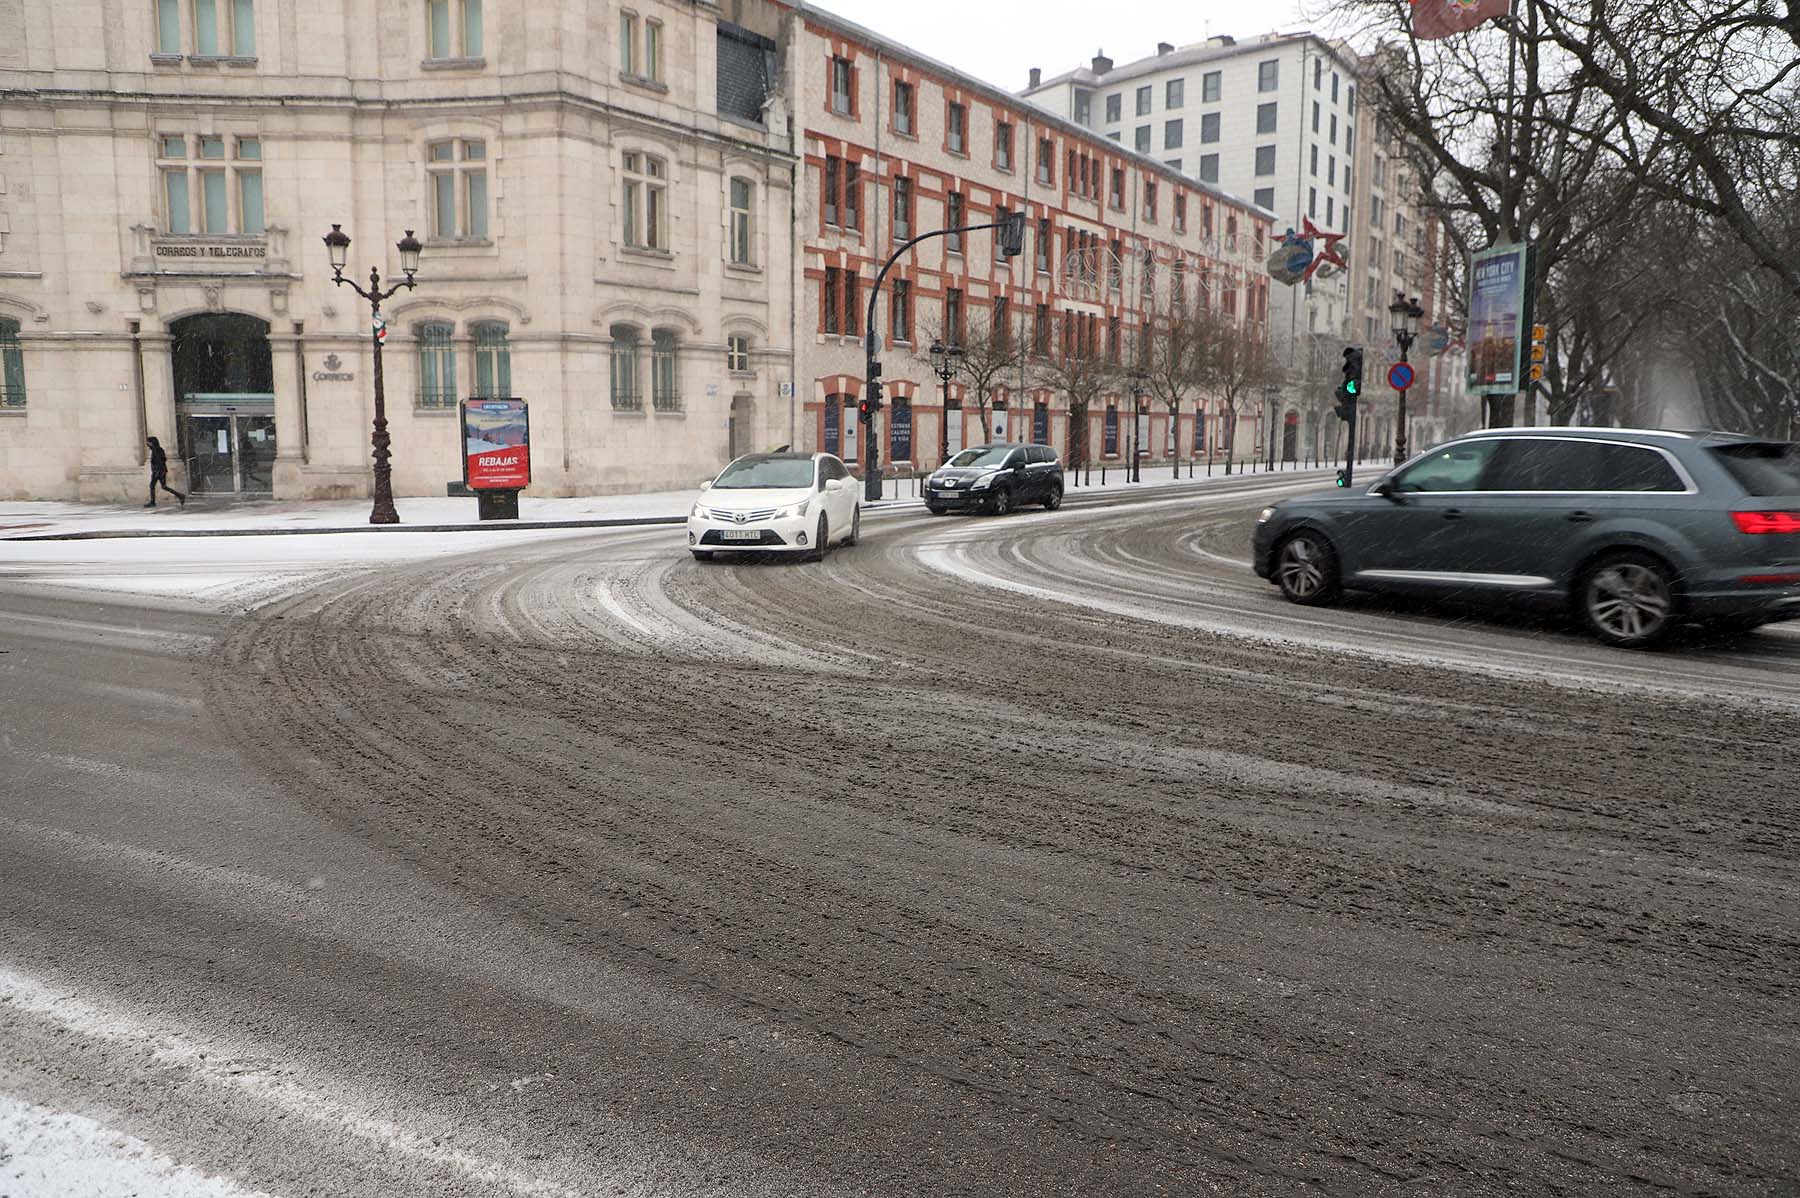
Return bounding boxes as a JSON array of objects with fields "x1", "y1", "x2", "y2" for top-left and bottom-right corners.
[
  {"x1": 651, "y1": 329, "x2": 680, "y2": 411},
  {"x1": 1135, "y1": 126, "x2": 1151, "y2": 153},
  {"x1": 843, "y1": 160, "x2": 860, "y2": 229},
  {"x1": 1347, "y1": 84, "x2": 1357, "y2": 114},
  {"x1": 1308, "y1": 186, "x2": 1317, "y2": 217},
  {"x1": 1166, "y1": 78, "x2": 1184, "y2": 108},
  {"x1": 993, "y1": 295, "x2": 1010, "y2": 342},
  {"x1": 1202, "y1": 70, "x2": 1221, "y2": 102},
  {"x1": 1035, "y1": 217, "x2": 1050, "y2": 271},
  {"x1": 1105, "y1": 93, "x2": 1121, "y2": 123},
  {"x1": 1201, "y1": 112, "x2": 1220, "y2": 144},
  {"x1": 1330, "y1": 114, "x2": 1339, "y2": 145},
  {"x1": 428, "y1": 138, "x2": 488, "y2": 239},
  {"x1": 893, "y1": 80, "x2": 914, "y2": 135},
  {"x1": 1310, "y1": 144, "x2": 1319, "y2": 176},
  {"x1": 830, "y1": 56, "x2": 853, "y2": 115},
  {"x1": 609, "y1": 324, "x2": 641, "y2": 409},
  {"x1": 1256, "y1": 102, "x2": 1278, "y2": 134},
  {"x1": 1073, "y1": 91, "x2": 1092, "y2": 126},
  {"x1": 1164, "y1": 119, "x2": 1183, "y2": 149},
  {"x1": 891, "y1": 279, "x2": 911, "y2": 343},
  {"x1": 1314, "y1": 58, "x2": 1323, "y2": 89},
  {"x1": 426, "y1": 0, "x2": 479, "y2": 60},
  {"x1": 158, "y1": 133, "x2": 264, "y2": 236},
  {"x1": 417, "y1": 322, "x2": 457, "y2": 407},
  {"x1": 1136, "y1": 85, "x2": 1152, "y2": 116},
  {"x1": 644, "y1": 19, "x2": 662, "y2": 82},
  {"x1": 844, "y1": 271, "x2": 860, "y2": 335},
  {"x1": 823, "y1": 268, "x2": 840, "y2": 334},
  {"x1": 1254, "y1": 145, "x2": 1276, "y2": 176},
  {"x1": 824, "y1": 156, "x2": 841, "y2": 226},
  {"x1": 1254, "y1": 186, "x2": 1274, "y2": 209},
  {"x1": 472, "y1": 321, "x2": 510, "y2": 397},
  {"x1": 1346, "y1": 123, "x2": 1355, "y2": 155},
  {"x1": 947, "y1": 102, "x2": 967, "y2": 154},
  {"x1": 892, "y1": 176, "x2": 912, "y2": 240},
  {"x1": 619, "y1": 10, "x2": 637, "y2": 74},
  {"x1": 727, "y1": 334, "x2": 751, "y2": 373},
  {"x1": 1036, "y1": 137, "x2": 1053, "y2": 185},
  {"x1": 946, "y1": 191, "x2": 965, "y2": 253},
  {"x1": 729, "y1": 177, "x2": 754, "y2": 265},
  {"x1": 1332, "y1": 72, "x2": 1340, "y2": 102},
  {"x1": 995, "y1": 121, "x2": 1013, "y2": 170},
  {"x1": 1329, "y1": 155, "x2": 1337, "y2": 186},
  {"x1": 1033, "y1": 303, "x2": 1049, "y2": 355},
  {"x1": 0, "y1": 319, "x2": 24, "y2": 408},
  {"x1": 1144, "y1": 181, "x2": 1158, "y2": 222},
  {"x1": 1110, "y1": 167, "x2": 1124, "y2": 208},
  {"x1": 1327, "y1": 195, "x2": 1335, "y2": 224},
  {"x1": 163, "y1": 0, "x2": 257, "y2": 58},
  {"x1": 1258, "y1": 60, "x2": 1278, "y2": 92},
  {"x1": 156, "y1": 0, "x2": 181, "y2": 53},
  {"x1": 1175, "y1": 193, "x2": 1187, "y2": 233},
  {"x1": 621, "y1": 151, "x2": 666, "y2": 250},
  {"x1": 945, "y1": 287, "x2": 964, "y2": 344}
]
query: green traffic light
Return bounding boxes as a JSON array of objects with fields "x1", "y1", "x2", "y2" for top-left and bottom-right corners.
[{"x1": 1346, "y1": 380, "x2": 1358, "y2": 396}]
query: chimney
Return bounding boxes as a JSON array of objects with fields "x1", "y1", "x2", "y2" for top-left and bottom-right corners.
[
  {"x1": 1157, "y1": 41, "x2": 1174, "y2": 55},
  {"x1": 1091, "y1": 52, "x2": 1113, "y2": 74},
  {"x1": 1207, "y1": 34, "x2": 1236, "y2": 47},
  {"x1": 1028, "y1": 66, "x2": 1042, "y2": 89}
]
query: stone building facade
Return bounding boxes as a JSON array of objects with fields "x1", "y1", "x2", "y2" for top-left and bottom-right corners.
[
  {"x1": 794, "y1": 8, "x2": 1273, "y2": 472},
  {"x1": 0, "y1": 0, "x2": 797, "y2": 501}
]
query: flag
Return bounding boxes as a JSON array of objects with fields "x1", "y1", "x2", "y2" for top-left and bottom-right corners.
[
  {"x1": 372, "y1": 313, "x2": 387, "y2": 345},
  {"x1": 1411, "y1": 0, "x2": 1510, "y2": 40}
]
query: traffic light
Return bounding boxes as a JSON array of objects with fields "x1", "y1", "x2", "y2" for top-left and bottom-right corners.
[
  {"x1": 997, "y1": 210, "x2": 1027, "y2": 259},
  {"x1": 1335, "y1": 468, "x2": 1349, "y2": 488},
  {"x1": 1528, "y1": 323, "x2": 1547, "y2": 382},
  {"x1": 858, "y1": 388, "x2": 881, "y2": 421},
  {"x1": 1333, "y1": 347, "x2": 1364, "y2": 421}
]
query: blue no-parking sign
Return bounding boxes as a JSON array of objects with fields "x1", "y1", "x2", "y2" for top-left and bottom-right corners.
[{"x1": 1387, "y1": 362, "x2": 1415, "y2": 391}]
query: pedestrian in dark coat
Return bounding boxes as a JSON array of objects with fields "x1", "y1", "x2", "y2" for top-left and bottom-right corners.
[{"x1": 146, "y1": 436, "x2": 186, "y2": 507}]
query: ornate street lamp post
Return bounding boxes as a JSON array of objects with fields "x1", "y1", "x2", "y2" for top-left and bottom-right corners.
[
  {"x1": 929, "y1": 339, "x2": 963, "y2": 466},
  {"x1": 1389, "y1": 291, "x2": 1424, "y2": 463},
  {"x1": 323, "y1": 224, "x2": 422, "y2": 525}
]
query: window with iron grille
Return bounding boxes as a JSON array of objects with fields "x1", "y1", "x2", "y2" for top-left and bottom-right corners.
[
  {"x1": 610, "y1": 324, "x2": 641, "y2": 409},
  {"x1": 472, "y1": 321, "x2": 510, "y2": 397},
  {"x1": 416, "y1": 322, "x2": 457, "y2": 407},
  {"x1": 0, "y1": 319, "x2": 25, "y2": 408},
  {"x1": 651, "y1": 329, "x2": 680, "y2": 410}
]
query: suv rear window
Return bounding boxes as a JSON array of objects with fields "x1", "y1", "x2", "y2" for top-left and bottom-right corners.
[
  {"x1": 1711, "y1": 442, "x2": 1800, "y2": 497},
  {"x1": 1484, "y1": 438, "x2": 1683, "y2": 491}
]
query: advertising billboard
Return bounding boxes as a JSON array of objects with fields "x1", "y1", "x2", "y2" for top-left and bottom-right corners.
[
  {"x1": 1466, "y1": 243, "x2": 1534, "y2": 391},
  {"x1": 461, "y1": 398, "x2": 531, "y2": 490}
]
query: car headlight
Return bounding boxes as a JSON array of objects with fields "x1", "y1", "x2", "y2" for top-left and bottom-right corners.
[
  {"x1": 691, "y1": 504, "x2": 707, "y2": 520},
  {"x1": 777, "y1": 500, "x2": 810, "y2": 520},
  {"x1": 1257, "y1": 506, "x2": 1277, "y2": 524},
  {"x1": 971, "y1": 471, "x2": 999, "y2": 490}
]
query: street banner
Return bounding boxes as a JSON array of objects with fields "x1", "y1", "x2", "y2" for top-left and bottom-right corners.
[
  {"x1": 1466, "y1": 242, "x2": 1535, "y2": 391},
  {"x1": 1411, "y1": 0, "x2": 1509, "y2": 40},
  {"x1": 461, "y1": 398, "x2": 531, "y2": 490}
]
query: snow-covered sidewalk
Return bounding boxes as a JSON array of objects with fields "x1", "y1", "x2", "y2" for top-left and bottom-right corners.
[{"x1": 1, "y1": 463, "x2": 1331, "y2": 541}]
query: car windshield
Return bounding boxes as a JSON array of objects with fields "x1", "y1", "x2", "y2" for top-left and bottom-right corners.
[
  {"x1": 948, "y1": 447, "x2": 1012, "y2": 469},
  {"x1": 1710, "y1": 442, "x2": 1800, "y2": 497},
  {"x1": 713, "y1": 456, "x2": 816, "y2": 489}
]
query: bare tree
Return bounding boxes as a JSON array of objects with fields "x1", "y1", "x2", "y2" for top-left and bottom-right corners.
[
  {"x1": 1192, "y1": 303, "x2": 1285, "y2": 474},
  {"x1": 1030, "y1": 314, "x2": 1117, "y2": 478},
  {"x1": 952, "y1": 311, "x2": 1025, "y2": 442},
  {"x1": 1130, "y1": 299, "x2": 1208, "y2": 478}
]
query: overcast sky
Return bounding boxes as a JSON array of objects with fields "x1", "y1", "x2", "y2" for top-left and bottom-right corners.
[{"x1": 807, "y1": 0, "x2": 1314, "y2": 93}]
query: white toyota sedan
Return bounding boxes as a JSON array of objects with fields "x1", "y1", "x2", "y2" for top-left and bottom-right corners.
[{"x1": 687, "y1": 452, "x2": 862, "y2": 561}]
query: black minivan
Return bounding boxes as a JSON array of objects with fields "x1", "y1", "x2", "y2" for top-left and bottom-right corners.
[{"x1": 925, "y1": 443, "x2": 1065, "y2": 516}]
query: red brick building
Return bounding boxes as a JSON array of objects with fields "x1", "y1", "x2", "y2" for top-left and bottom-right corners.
[{"x1": 788, "y1": 5, "x2": 1275, "y2": 472}]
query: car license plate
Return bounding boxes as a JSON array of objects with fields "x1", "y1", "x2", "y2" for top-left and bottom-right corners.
[{"x1": 721, "y1": 529, "x2": 761, "y2": 541}]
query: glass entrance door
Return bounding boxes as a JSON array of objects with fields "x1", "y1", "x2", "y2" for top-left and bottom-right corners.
[{"x1": 177, "y1": 410, "x2": 276, "y2": 495}]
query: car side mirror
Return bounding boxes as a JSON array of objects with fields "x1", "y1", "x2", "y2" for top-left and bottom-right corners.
[
  {"x1": 1372, "y1": 480, "x2": 1401, "y2": 501},
  {"x1": 818, "y1": 477, "x2": 828, "y2": 492},
  {"x1": 700, "y1": 480, "x2": 712, "y2": 492}
]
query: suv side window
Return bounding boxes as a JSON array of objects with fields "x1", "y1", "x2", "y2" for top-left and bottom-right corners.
[
  {"x1": 1484, "y1": 438, "x2": 1605, "y2": 491},
  {"x1": 822, "y1": 457, "x2": 844, "y2": 482},
  {"x1": 1034, "y1": 446, "x2": 1055, "y2": 465},
  {"x1": 1596, "y1": 444, "x2": 1684, "y2": 492},
  {"x1": 1390, "y1": 440, "x2": 1500, "y2": 492}
]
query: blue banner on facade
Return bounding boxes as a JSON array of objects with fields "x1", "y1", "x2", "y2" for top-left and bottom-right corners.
[
  {"x1": 891, "y1": 398, "x2": 912, "y2": 462},
  {"x1": 1033, "y1": 402, "x2": 1049, "y2": 444},
  {"x1": 1104, "y1": 405, "x2": 1119, "y2": 455},
  {"x1": 824, "y1": 398, "x2": 840, "y2": 456}
]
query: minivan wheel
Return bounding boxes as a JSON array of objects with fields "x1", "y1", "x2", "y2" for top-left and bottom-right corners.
[
  {"x1": 812, "y1": 514, "x2": 830, "y2": 562},
  {"x1": 1580, "y1": 551, "x2": 1676, "y2": 648},
  {"x1": 844, "y1": 505, "x2": 861, "y2": 546},
  {"x1": 1274, "y1": 530, "x2": 1341, "y2": 606},
  {"x1": 989, "y1": 487, "x2": 1013, "y2": 516},
  {"x1": 1044, "y1": 484, "x2": 1063, "y2": 511}
]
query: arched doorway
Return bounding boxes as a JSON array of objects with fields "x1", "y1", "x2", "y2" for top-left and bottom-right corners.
[
  {"x1": 728, "y1": 394, "x2": 754, "y2": 461},
  {"x1": 170, "y1": 313, "x2": 275, "y2": 494},
  {"x1": 1282, "y1": 409, "x2": 1299, "y2": 462}
]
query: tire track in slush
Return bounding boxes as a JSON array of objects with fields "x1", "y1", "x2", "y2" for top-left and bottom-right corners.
[{"x1": 203, "y1": 484, "x2": 1800, "y2": 1196}]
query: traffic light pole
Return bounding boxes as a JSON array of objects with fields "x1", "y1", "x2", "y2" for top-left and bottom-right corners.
[{"x1": 861, "y1": 213, "x2": 1026, "y2": 502}]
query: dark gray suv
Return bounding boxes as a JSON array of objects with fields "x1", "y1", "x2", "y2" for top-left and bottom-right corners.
[{"x1": 1252, "y1": 429, "x2": 1800, "y2": 647}]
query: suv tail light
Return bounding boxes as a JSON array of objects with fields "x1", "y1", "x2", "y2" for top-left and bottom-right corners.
[{"x1": 1731, "y1": 510, "x2": 1800, "y2": 535}]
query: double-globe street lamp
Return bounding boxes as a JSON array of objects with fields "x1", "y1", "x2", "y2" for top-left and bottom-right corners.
[
  {"x1": 1127, "y1": 369, "x2": 1147, "y2": 483},
  {"x1": 1389, "y1": 291, "x2": 1424, "y2": 463},
  {"x1": 323, "y1": 224, "x2": 423, "y2": 525},
  {"x1": 928, "y1": 339, "x2": 964, "y2": 466}
]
